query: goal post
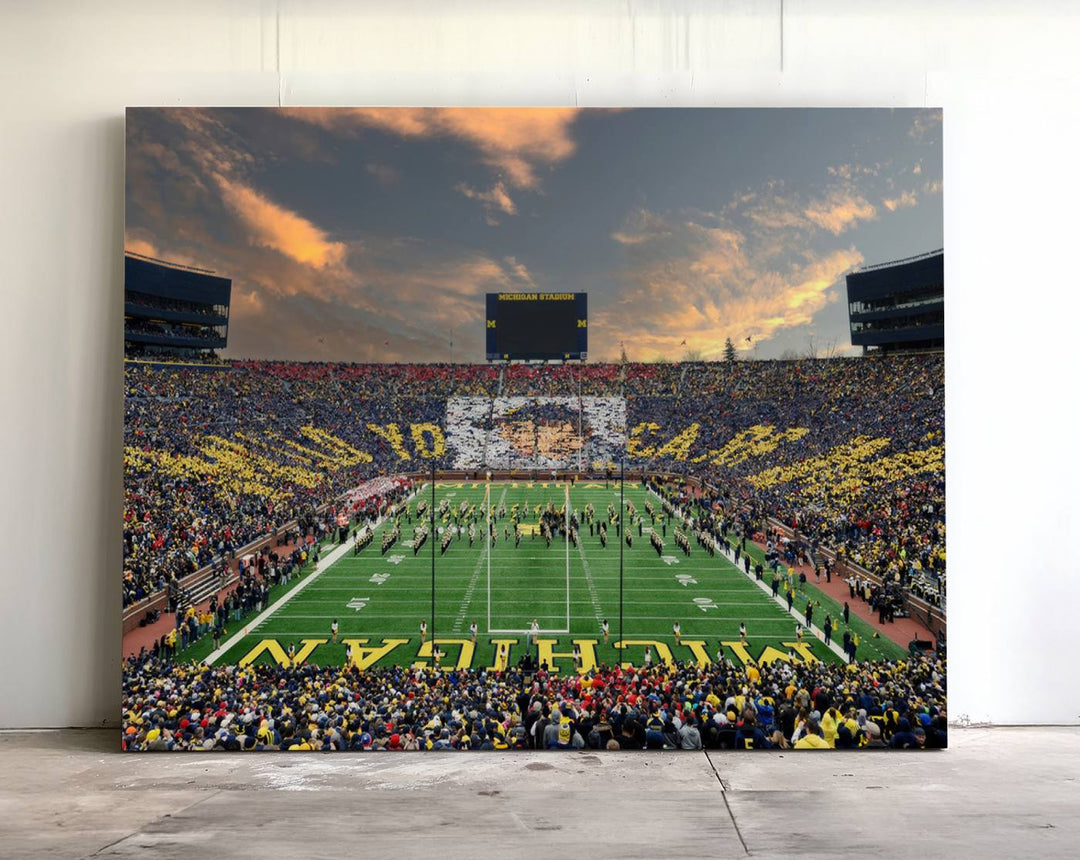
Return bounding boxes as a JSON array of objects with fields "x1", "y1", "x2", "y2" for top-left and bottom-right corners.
[{"x1": 485, "y1": 477, "x2": 572, "y2": 635}]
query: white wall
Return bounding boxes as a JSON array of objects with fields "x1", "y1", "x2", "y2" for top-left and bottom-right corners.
[{"x1": 1, "y1": 0, "x2": 1077, "y2": 727}]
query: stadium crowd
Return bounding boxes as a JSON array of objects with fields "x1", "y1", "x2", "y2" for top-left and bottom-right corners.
[
  {"x1": 121, "y1": 652, "x2": 946, "y2": 752},
  {"x1": 125, "y1": 354, "x2": 944, "y2": 608}
]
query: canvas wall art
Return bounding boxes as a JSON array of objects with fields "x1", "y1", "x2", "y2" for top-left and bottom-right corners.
[{"x1": 122, "y1": 108, "x2": 945, "y2": 753}]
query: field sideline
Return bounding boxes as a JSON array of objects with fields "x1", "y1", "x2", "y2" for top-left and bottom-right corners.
[{"x1": 196, "y1": 481, "x2": 903, "y2": 672}]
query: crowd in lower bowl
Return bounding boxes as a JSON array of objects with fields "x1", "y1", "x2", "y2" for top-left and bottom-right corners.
[{"x1": 121, "y1": 651, "x2": 946, "y2": 752}]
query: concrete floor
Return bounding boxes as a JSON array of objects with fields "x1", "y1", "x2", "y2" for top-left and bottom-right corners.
[{"x1": 0, "y1": 728, "x2": 1076, "y2": 859}]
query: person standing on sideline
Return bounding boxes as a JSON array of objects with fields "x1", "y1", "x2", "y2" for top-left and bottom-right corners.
[
  {"x1": 673, "y1": 621, "x2": 681, "y2": 646},
  {"x1": 470, "y1": 620, "x2": 478, "y2": 644},
  {"x1": 739, "y1": 622, "x2": 748, "y2": 644},
  {"x1": 529, "y1": 618, "x2": 540, "y2": 649},
  {"x1": 843, "y1": 601, "x2": 850, "y2": 625},
  {"x1": 420, "y1": 619, "x2": 427, "y2": 644},
  {"x1": 331, "y1": 618, "x2": 339, "y2": 644},
  {"x1": 805, "y1": 601, "x2": 814, "y2": 629},
  {"x1": 345, "y1": 642, "x2": 353, "y2": 667},
  {"x1": 602, "y1": 618, "x2": 610, "y2": 644},
  {"x1": 643, "y1": 644, "x2": 653, "y2": 669},
  {"x1": 823, "y1": 614, "x2": 833, "y2": 646}
]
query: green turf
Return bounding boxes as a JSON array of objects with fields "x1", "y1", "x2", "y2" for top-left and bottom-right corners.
[{"x1": 193, "y1": 481, "x2": 869, "y2": 672}]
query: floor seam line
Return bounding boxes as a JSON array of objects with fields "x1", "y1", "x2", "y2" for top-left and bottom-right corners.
[
  {"x1": 704, "y1": 750, "x2": 749, "y2": 855},
  {"x1": 86, "y1": 790, "x2": 223, "y2": 858}
]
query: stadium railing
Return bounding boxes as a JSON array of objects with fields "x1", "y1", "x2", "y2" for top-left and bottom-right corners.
[
  {"x1": 122, "y1": 504, "x2": 330, "y2": 635},
  {"x1": 764, "y1": 516, "x2": 947, "y2": 638}
]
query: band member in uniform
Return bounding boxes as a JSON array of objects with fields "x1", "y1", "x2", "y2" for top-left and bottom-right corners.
[
  {"x1": 287, "y1": 641, "x2": 297, "y2": 667},
  {"x1": 420, "y1": 619, "x2": 427, "y2": 644},
  {"x1": 344, "y1": 641, "x2": 353, "y2": 667},
  {"x1": 602, "y1": 618, "x2": 610, "y2": 644},
  {"x1": 572, "y1": 642, "x2": 582, "y2": 673},
  {"x1": 529, "y1": 618, "x2": 540, "y2": 649},
  {"x1": 739, "y1": 621, "x2": 747, "y2": 644},
  {"x1": 470, "y1": 620, "x2": 478, "y2": 644},
  {"x1": 673, "y1": 621, "x2": 681, "y2": 646},
  {"x1": 331, "y1": 618, "x2": 339, "y2": 644},
  {"x1": 643, "y1": 644, "x2": 653, "y2": 668}
]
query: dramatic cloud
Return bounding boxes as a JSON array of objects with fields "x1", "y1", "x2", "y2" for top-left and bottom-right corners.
[
  {"x1": 729, "y1": 180, "x2": 877, "y2": 238},
  {"x1": 455, "y1": 180, "x2": 517, "y2": 223},
  {"x1": 602, "y1": 194, "x2": 865, "y2": 360},
  {"x1": 283, "y1": 107, "x2": 581, "y2": 189},
  {"x1": 803, "y1": 190, "x2": 878, "y2": 234},
  {"x1": 214, "y1": 174, "x2": 348, "y2": 269},
  {"x1": 126, "y1": 108, "x2": 940, "y2": 364},
  {"x1": 883, "y1": 190, "x2": 919, "y2": 211}
]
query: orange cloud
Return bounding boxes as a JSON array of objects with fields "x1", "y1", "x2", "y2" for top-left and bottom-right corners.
[
  {"x1": 283, "y1": 107, "x2": 581, "y2": 189},
  {"x1": 124, "y1": 235, "x2": 157, "y2": 258},
  {"x1": 602, "y1": 204, "x2": 864, "y2": 361},
  {"x1": 214, "y1": 175, "x2": 347, "y2": 270},
  {"x1": 455, "y1": 180, "x2": 517, "y2": 220},
  {"x1": 883, "y1": 190, "x2": 918, "y2": 211},
  {"x1": 803, "y1": 192, "x2": 877, "y2": 234},
  {"x1": 503, "y1": 256, "x2": 534, "y2": 286},
  {"x1": 610, "y1": 208, "x2": 676, "y2": 245},
  {"x1": 909, "y1": 110, "x2": 943, "y2": 142}
]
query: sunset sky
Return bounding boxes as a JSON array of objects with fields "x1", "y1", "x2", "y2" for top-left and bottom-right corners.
[{"x1": 125, "y1": 107, "x2": 942, "y2": 363}]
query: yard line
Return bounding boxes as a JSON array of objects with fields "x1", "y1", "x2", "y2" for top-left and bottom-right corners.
[
  {"x1": 204, "y1": 483, "x2": 423, "y2": 666},
  {"x1": 575, "y1": 537, "x2": 606, "y2": 625},
  {"x1": 253, "y1": 629, "x2": 795, "y2": 638},
  {"x1": 715, "y1": 539, "x2": 853, "y2": 662},
  {"x1": 452, "y1": 484, "x2": 507, "y2": 633}
]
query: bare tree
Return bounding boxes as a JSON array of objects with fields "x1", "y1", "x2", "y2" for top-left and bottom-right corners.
[
  {"x1": 805, "y1": 335, "x2": 841, "y2": 360},
  {"x1": 683, "y1": 347, "x2": 704, "y2": 362}
]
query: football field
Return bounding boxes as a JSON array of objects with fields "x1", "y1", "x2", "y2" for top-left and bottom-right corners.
[{"x1": 207, "y1": 481, "x2": 890, "y2": 672}]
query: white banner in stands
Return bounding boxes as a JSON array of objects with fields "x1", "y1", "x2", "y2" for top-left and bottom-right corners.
[{"x1": 445, "y1": 396, "x2": 626, "y2": 469}]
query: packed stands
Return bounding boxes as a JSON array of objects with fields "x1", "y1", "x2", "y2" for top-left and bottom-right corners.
[
  {"x1": 120, "y1": 651, "x2": 947, "y2": 751},
  {"x1": 124, "y1": 354, "x2": 944, "y2": 608}
]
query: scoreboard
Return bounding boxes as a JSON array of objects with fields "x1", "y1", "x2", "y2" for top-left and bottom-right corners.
[{"x1": 485, "y1": 292, "x2": 587, "y2": 361}]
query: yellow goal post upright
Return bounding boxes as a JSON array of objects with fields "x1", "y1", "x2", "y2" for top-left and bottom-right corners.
[{"x1": 485, "y1": 472, "x2": 571, "y2": 636}]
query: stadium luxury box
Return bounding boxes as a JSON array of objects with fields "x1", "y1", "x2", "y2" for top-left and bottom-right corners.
[{"x1": 123, "y1": 107, "x2": 945, "y2": 754}]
